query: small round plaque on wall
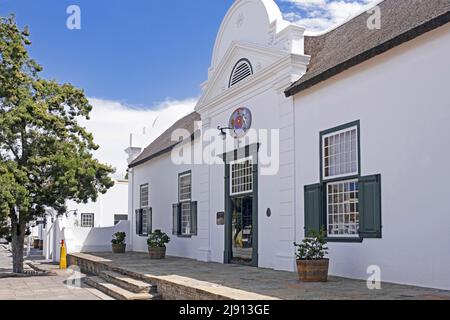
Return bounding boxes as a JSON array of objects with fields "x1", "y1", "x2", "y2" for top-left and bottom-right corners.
[
  {"x1": 229, "y1": 107, "x2": 252, "y2": 139},
  {"x1": 266, "y1": 208, "x2": 272, "y2": 218}
]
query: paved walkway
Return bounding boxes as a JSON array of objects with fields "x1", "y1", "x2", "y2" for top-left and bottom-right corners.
[
  {"x1": 73, "y1": 252, "x2": 450, "y2": 300},
  {"x1": 0, "y1": 245, "x2": 112, "y2": 300}
]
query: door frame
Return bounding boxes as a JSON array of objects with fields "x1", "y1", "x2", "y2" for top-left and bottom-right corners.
[{"x1": 222, "y1": 144, "x2": 259, "y2": 267}]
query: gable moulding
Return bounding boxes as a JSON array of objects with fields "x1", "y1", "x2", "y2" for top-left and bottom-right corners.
[
  {"x1": 198, "y1": 41, "x2": 291, "y2": 106},
  {"x1": 210, "y1": 0, "x2": 289, "y2": 70},
  {"x1": 196, "y1": 52, "x2": 310, "y2": 115}
]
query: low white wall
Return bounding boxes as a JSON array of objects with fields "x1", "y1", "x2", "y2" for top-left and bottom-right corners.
[
  {"x1": 65, "y1": 221, "x2": 130, "y2": 254},
  {"x1": 43, "y1": 218, "x2": 130, "y2": 262}
]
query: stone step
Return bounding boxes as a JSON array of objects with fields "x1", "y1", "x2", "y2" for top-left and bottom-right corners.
[
  {"x1": 100, "y1": 270, "x2": 156, "y2": 294},
  {"x1": 84, "y1": 276, "x2": 160, "y2": 301}
]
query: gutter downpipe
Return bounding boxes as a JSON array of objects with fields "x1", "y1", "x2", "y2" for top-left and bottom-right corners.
[{"x1": 130, "y1": 168, "x2": 134, "y2": 251}]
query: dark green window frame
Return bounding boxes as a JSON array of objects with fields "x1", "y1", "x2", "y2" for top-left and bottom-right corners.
[
  {"x1": 173, "y1": 171, "x2": 197, "y2": 238},
  {"x1": 321, "y1": 121, "x2": 362, "y2": 242},
  {"x1": 80, "y1": 213, "x2": 94, "y2": 228},
  {"x1": 140, "y1": 183, "x2": 149, "y2": 208},
  {"x1": 320, "y1": 120, "x2": 361, "y2": 183},
  {"x1": 304, "y1": 121, "x2": 382, "y2": 243}
]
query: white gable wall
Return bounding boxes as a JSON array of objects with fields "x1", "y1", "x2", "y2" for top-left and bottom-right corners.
[
  {"x1": 210, "y1": 0, "x2": 289, "y2": 72},
  {"x1": 294, "y1": 23, "x2": 450, "y2": 290},
  {"x1": 195, "y1": 0, "x2": 308, "y2": 269},
  {"x1": 203, "y1": 81, "x2": 294, "y2": 269}
]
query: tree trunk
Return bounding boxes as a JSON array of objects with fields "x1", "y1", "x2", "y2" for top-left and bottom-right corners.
[{"x1": 11, "y1": 217, "x2": 26, "y2": 274}]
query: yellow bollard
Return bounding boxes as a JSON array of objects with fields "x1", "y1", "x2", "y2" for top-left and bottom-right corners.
[{"x1": 59, "y1": 240, "x2": 67, "y2": 270}]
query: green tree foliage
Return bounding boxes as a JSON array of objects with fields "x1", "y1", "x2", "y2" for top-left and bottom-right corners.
[{"x1": 0, "y1": 15, "x2": 114, "y2": 273}]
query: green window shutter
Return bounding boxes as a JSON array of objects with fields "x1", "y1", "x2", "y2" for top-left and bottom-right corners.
[
  {"x1": 359, "y1": 175, "x2": 382, "y2": 239},
  {"x1": 190, "y1": 201, "x2": 198, "y2": 236},
  {"x1": 147, "y1": 208, "x2": 153, "y2": 235},
  {"x1": 135, "y1": 209, "x2": 142, "y2": 235},
  {"x1": 177, "y1": 203, "x2": 182, "y2": 235},
  {"x1": 172, "y1": 204, "x2": 178, "y2": 235},
  {"x1": 304, "y1": 184, "x2": 323, "y2": 237},
  {"x1": 172, "y1": 203, "x2": 182, "y2": 235}
]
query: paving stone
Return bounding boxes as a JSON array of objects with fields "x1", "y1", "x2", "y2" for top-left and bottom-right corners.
[
  {"x1": 69, "y1": 252, "x2": 450, "y2": 300},
  {"x1": 0, "y1": 247, "x2": 113, "y2": 300}
]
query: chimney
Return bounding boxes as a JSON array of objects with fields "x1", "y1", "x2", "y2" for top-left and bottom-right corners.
[{"x1": 124, "y1": 133, "x2": 142, "y2": 165}]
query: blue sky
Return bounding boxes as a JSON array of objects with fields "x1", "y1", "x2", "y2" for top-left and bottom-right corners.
[
  {"x1": 0, "y1": 0, "x2": 379, "y2": 175},
  {"x1": 1, "y1": 0, "x2": 377, "y2": 107},
  {"x1": 0, "y1": 0, "x2": 234, "y2": 107}
]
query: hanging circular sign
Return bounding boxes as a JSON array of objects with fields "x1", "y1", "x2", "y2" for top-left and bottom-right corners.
[{"x1": 229, "y1": 107, "x2": 252, "y2": 139}]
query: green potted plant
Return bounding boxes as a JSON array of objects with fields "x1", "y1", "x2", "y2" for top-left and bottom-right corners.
[
  {"x1": 294, "y1": 228, "x2": 329, "y2": 282},
  {"x1": 111, "y1": 232, "x2": 126, "y2": 254},
  {"x1": 147, "y1": 230, "x2": 170, "y2": 259}
]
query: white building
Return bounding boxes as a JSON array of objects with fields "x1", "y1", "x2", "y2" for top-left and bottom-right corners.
[
  {"x1": 39, "y1": 179, "x2": 129, "y2": 261},
  {"x1": 39, "y1": 179, "x2": 129, "y2": 229},
  {"x1": 127, "y1": 0, "x2": 450, "y2": 290},
  {"x1": 66, "y1": 179, "x2": 129, "y2": 228}
]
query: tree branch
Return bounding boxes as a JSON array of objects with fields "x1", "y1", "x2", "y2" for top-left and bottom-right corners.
[{"x1": 4, "y1": 141, "x2": 21, "y2": 163}]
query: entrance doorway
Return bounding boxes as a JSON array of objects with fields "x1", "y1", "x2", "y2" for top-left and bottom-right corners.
[
  {"x1": 231, "y1": 196, "x2": 253, "y2": 264},
  {"x1": 224, "y1": 156, "x2": 258, "y2": 267}
]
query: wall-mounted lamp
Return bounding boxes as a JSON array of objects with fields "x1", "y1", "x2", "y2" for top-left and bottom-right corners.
[
  {"x1": 65, "y1": 209, "x2": 78, "y2": 218},
  {"x1": 217, "y1": 126, "x2": 233, "y2": 140}
]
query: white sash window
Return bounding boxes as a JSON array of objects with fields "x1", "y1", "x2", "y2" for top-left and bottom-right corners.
[{"x1": 230, "y1": 157, "x2": 253, "y2": 196}]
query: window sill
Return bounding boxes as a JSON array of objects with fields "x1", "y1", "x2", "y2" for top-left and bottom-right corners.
[
  {"x1": 326, "y1": 237, "x2": 363, "y2": 243},
  {"x1": 176, "y1": 235, "x2": 196, "y2": 239}
]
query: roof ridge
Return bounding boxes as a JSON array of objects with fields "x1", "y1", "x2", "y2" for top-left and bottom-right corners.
[
  {"x1": 129, "y1": 111, "x2": 201, "y2": 168},
  {"x1": 304, "y1": 0, "x2": 386, "y2": 37},
  {"x1": 286, "y1": 0, "x2": 450, "y2": 97}
]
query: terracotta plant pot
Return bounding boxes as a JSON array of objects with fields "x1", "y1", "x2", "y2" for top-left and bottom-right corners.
[
  {"x1": 148, "y1": 246, "x2": 166, "y2": 259},
  {"x1": 38, "y1": 240, "x2": 44, "y2": 250},
  {"x1": 33, "y1": 239, "x2": 40, "y2": 249},
  {"x1": 112, "y1": 244, "x2": 126, "y2": 254},
  {"x1": 296, "y1": 259, "x2": 330, "y2": 282}
]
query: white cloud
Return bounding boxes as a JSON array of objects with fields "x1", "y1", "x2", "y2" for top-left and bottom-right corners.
[
  {"x1": 278, "y1": 0, "x2": 382, "y2": 34},
  {"x1": 79, "y1": 97, "x2": 197, "y2": 178}
]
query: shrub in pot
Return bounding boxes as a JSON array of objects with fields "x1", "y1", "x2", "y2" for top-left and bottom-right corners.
[
  {"x1": 294, "y1": 228, "x2": 329, "y2": 282},
  {"x1": 147, "y1": 230, "x2": 170, "y2": 259},
  {"x1": 111, "y1": 232, "x2": 126, "y2": 254}
]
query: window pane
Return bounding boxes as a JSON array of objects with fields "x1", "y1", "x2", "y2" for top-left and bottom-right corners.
[
  {"x1": 81, "y1": 213, "x2": 94, "y2": 228},
  {"x1": 181, "y1": 202, "x2": 191, "y2": 235},
  {"x1": 231, "y1": 158, "x2": 253, "y2": 196},
  {"x1": 142, "y1": 212, "x2": 148, "y2": 235},
  {"x1": 326, "y1": 180, "x2": 359, "y2": 237},
  {"x1": 140, "y1": 184, "x2": 149, "y2": 208},
  {"x1": 323, "y1": 127, "x2": 358, "y2": 179},
  {"x1": 179, "y1": 173, "x2": 192, "y2": 202}
]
